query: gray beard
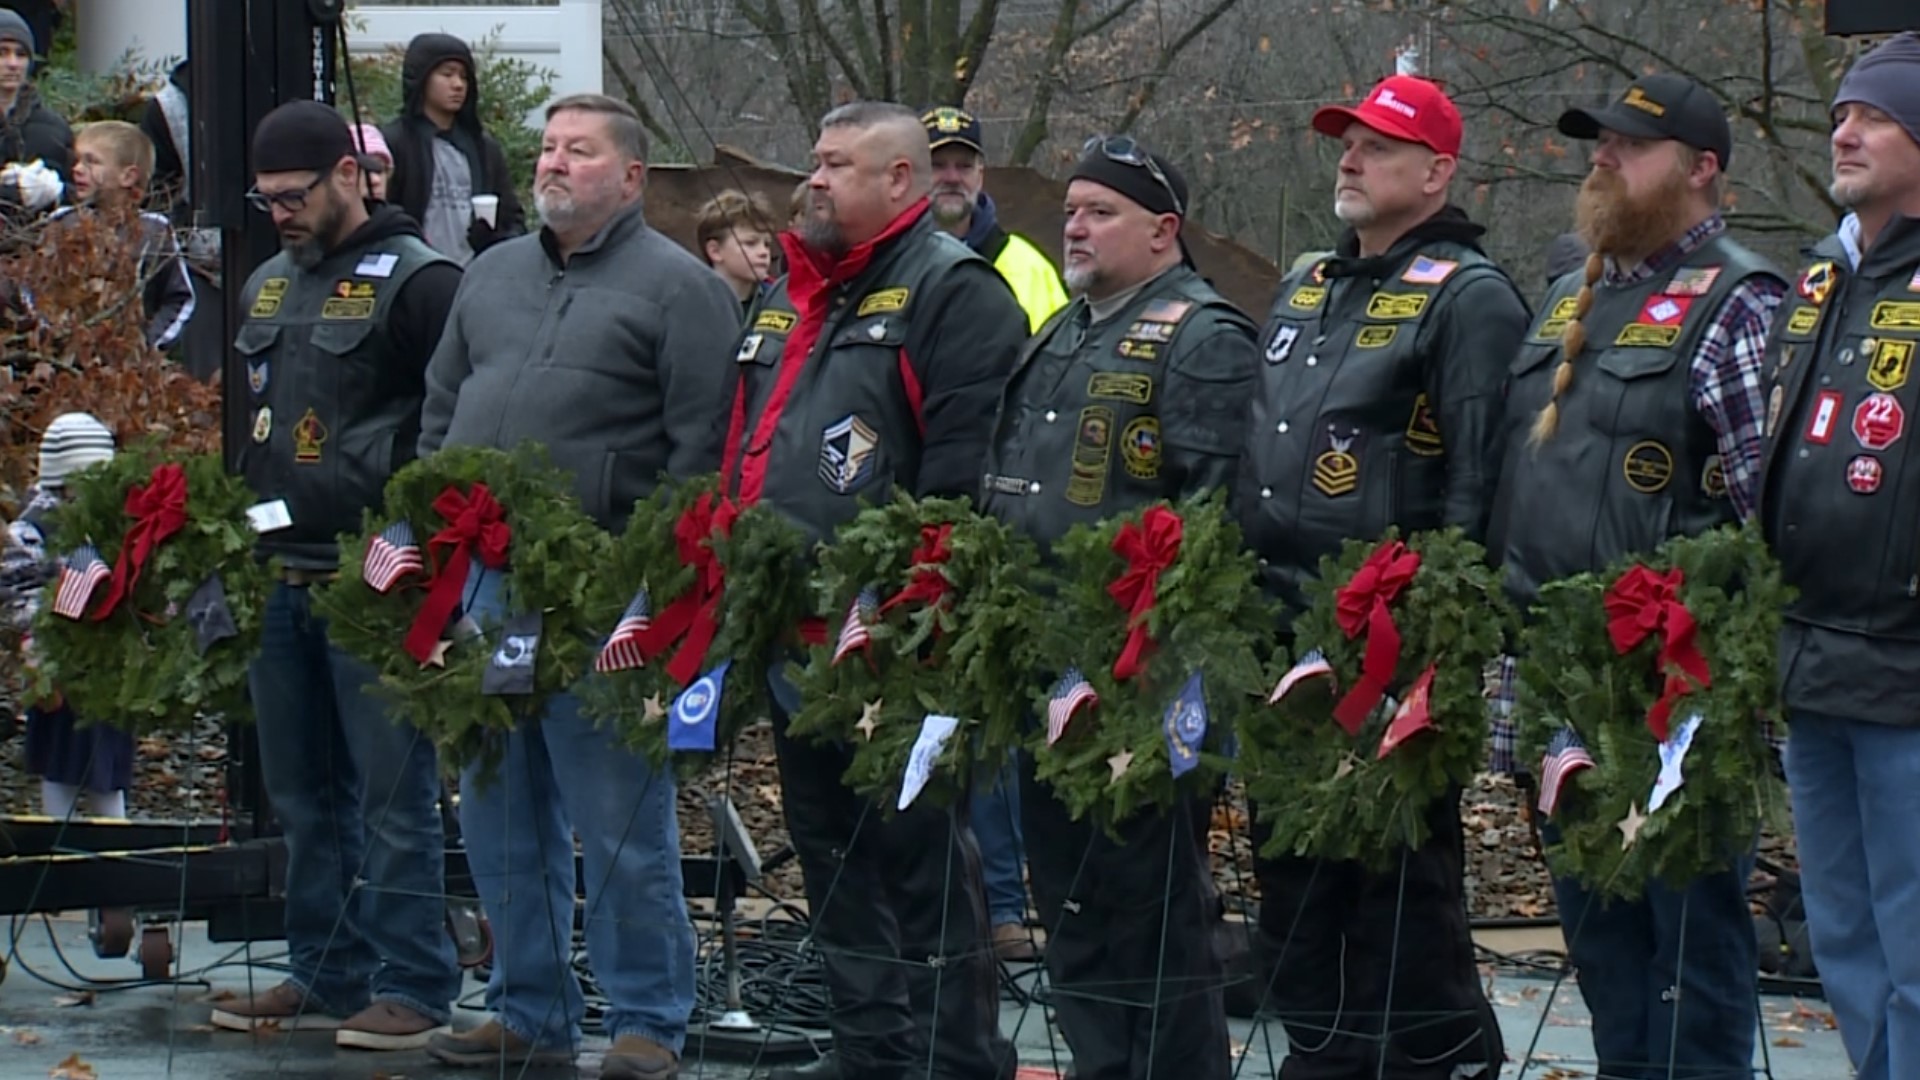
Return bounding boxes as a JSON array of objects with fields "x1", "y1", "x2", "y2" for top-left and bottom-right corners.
[
  {"x1": 802, "y1": 216, "x2": 847, "y2": 260},
  {"x1": 931, "y1": 195, "x2": 971, "y2": 228}
]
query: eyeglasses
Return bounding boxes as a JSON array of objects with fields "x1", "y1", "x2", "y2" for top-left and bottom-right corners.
[
  {"x1": 246, "y1": 172, "x2": 328, "y2": 213},
  {"x1": 1083, "y1": 134, "x2": 1184, "y2": 216}
]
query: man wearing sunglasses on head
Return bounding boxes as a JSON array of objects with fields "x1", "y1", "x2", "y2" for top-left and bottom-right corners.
[
  {"x1": 215, "y1": 100, "x2": 464, "y2": 1051},
  {"x1": 979, "y1": 135, "x2": 1258, "y2": 1080},
  {"x1": 1234, "y1": 75, "x2": 1526, "y2": 1080}
]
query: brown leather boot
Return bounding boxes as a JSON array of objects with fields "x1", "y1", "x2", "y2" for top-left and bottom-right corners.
[
  {"x1": 425, "y1": 1019, "x2": 574, "y2": 1069},
  {"x1": 602, "y1": 1033, "x2": 679, "y2": 1080}
]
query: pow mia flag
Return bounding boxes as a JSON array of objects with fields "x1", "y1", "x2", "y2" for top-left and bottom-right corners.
[
  {"x1": 482, "y1": 612, "x2": 542, "y2": 696},
  {"x1": 186, "y1": 573, "x2": 239, "y2": 656}
]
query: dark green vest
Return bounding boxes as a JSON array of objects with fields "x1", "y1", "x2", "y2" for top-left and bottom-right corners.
[
  {"x1": 234, "y1": 234, "x2": 450, "y2": 567},
  {"x1": 1493, "y1": 233, "x2": 1778, "y2": 609}
]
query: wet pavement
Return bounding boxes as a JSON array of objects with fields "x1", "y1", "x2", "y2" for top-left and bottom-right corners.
[{"x1": 0, "y1": 916, "x2": 1853, "y2": 1079}]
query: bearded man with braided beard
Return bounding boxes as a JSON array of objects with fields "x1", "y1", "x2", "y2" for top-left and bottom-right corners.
[{"x1": 1486, "y1": 73, "x2": 1785, "y2": 1079}]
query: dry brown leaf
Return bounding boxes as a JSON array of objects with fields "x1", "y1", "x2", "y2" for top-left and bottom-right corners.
[
  {"x1": 49, "y1": 1053, "x2": 97, "y2": 1080},
  {"x1": 52, "y1": 991, "x2": 95, "y2": 1008},
  {"x1": 1773, "y1": 1036, "x2": 1805, "y2": 1048},
  {"x1": 12, "y1": 1027, "x2": 41, "y2": 1045}
]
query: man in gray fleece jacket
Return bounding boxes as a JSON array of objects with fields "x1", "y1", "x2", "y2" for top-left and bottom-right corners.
[{"x1": 417, "y1": 93, "x2": 739, "y2": 1080}]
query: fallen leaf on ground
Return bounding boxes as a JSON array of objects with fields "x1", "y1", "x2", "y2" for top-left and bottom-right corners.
[
  {"x1": 49, "y1": 1053, "x2": 98, "y2": 1080},
  {"x1": 1773, "y1": 1036, "x2": 1805, "y2": 1048},
  {"x1": 51, "y1": 991, "x2": 95, "y2": 1008},
  {"x1": 12, "y1": 1027, "x2": 41, "y2": 1045}
]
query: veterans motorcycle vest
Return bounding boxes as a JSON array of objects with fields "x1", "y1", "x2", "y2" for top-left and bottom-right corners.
[
  {"x1": 234, "y1": 235, "x2": 449, "y2": 569},
  {"x1": 1491, "y1": 234, "x2": 1777, "y2": 610}
]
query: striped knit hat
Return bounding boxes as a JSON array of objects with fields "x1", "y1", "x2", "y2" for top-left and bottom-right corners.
[{"x1": 38, "y1": 413, "x2": 116, "y2": 488}]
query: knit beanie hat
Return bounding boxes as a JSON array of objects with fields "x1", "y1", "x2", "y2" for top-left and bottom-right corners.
[
  {"x1": 39, "y1": 413, "x2": 116, "y2": 488},
  {"x1": 1834, "y1": 32, "x2": 1920, "y2": 150},
  {"x1": 350, "y1": 123, "x2": 393, "y2": 167},
  {"x1": 0, "y1": 11, "x2": 35, "y2": 56}
]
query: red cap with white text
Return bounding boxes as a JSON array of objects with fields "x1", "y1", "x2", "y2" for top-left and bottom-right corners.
[{"x1": 1311, "y1": 75, "x2": 1463, "y2": 157}]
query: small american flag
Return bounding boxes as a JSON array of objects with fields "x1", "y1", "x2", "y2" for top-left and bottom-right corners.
[
  {"x1": 363, "y1": 521, "x2": 423, "y2": 594},
  {"x1": 1401, "y1": 256, "x2": 1458, "y2": 285},
  {"x1": 1269, "y1": 648, "x2": 1334, "y2": 704},
  {"x1": 1046, "y1": 667, "x2": 1098, "y2": 746},
  {"x1": 52, "y1": 545, "x2": 109, "y2": 619},
  {"x1": 1537, "y1": 725, "x2": 1596, "y2": 817},
  {"x1": 595, "y1": 588, "x2": 652, "y2": 674},
  {"x1": 831, "y1": 586, "x2": 878, "y2": 666}
]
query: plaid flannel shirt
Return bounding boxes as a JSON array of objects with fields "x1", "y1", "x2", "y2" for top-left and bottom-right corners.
[{"x1": 1488, "y1": 216, "x2": 1785, "y2": 775}]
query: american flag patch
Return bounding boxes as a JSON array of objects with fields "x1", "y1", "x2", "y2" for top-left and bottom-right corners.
[
  {"x1": 363, "y1": 521, "x2": 423, "y2": 594},
  {"x1": 1537, "y1": 725, "x2": 1597, "y2": 817},
  {"x1": 1665, "y1": 266, "x2": 1722, "y2": 297},
  {"x1": 595, "y1": 587, "x2": 652, "y2": 674},
  {"x1": 1046, "y1": 667, "x2": 1098, "y2": 745},
  {"x1": 832, "y1": 586, "x2": 879, "y2": 666},
  {"x1": 52, "y1": 545, "x2": 110, "y2": 619},
  {"x1": 1401, "y1": 256, "x2": 1459, "y2": 285}
]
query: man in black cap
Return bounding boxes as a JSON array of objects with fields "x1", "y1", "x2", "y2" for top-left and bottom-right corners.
[
  {"x1": 1489, "y1": 71, "x2": 1785, "y2": 1079},
  {"x1": 1762, "y1": 33, "x2": 1920, "y2": 1080},
  {"x1": 923, "y1": 105, "x2": 1066, "y2": 333},
  {"x1": 0, "y1": 6, "x2": 67, "y2": 203},
  {"x1": 212, "y1": 99, "x2": 464, "y2": 1053},
  {"x1": 979, "y1": 136, "x2": 1256, "y2": 1080}
]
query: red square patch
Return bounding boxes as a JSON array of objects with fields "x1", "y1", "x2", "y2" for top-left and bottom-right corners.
[{"x1": 1639, "y1": 295, "x2": 1693, "y2": 326}]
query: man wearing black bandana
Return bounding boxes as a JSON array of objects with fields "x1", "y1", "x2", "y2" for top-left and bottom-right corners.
[
  {"x1": 1234, "y1": 75, "x2": 1527, "y2": 1080},
  {"x1": 980, "y1": 137, "x2": 1257, "y2": 1080}
]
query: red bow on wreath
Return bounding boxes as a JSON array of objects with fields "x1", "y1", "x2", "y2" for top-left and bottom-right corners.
[
  {"x1": 638, "y1": 492, "x2": 738, "y2": 684},
  {"x1": 405, "y1": 483, "x2": 511, "y2": 665},
  {"x1": 1109, "y1": 506, "x2": 1183, "y2": 682},
  {"x1": 92, "y1": 462, "x2": 188, "y2": 620},
  {"x1": 879, "y1": 524, "x2": 954, "y2": 615},
  {"x1": 1331, "y1": 540, "x2": 1421, "y2": 735},
  {"x1": 1604, "y1": 565, "x2": 1711, "y2": 741}
]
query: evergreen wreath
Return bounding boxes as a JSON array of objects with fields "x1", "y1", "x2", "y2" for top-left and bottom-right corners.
[
  {"x1": 1240, "y1": 528, "x2": 1513, "y2": 868},
  {"x1": 1515, "y1": 523, "x2": 1791, "y2": 898},
  {"x1": 576, "y1": 474, "x2": 811, "y2": 777},
  {"x1": 1024, "y1": 490, "x2": 1275, "y2": 832},
  {"x1": 312, "y1": 444, "x2": 608, "y2": 768},
  {"x1": 30, "y1": 448, "x2": 271, "y2": 734},
  {"x1": 785, "y1": 493, "x2": 1045, "y2": 809}
]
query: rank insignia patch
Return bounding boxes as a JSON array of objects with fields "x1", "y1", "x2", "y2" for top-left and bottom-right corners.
[
  {"x1": 819, "y1": 414, "x2": 880, "y2": 494},
  {"x1": 1312, "y1": 427, "x2": 1360, "y2": 497}
]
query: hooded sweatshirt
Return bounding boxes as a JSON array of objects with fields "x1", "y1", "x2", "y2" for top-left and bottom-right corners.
[{"x1": 379, "y1": 33, "x2": 525, "y2": 263}]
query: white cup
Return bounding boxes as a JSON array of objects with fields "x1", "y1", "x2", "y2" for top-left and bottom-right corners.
[{"x1": 470, "y1": 194, "x2": 500, "y2": 228}]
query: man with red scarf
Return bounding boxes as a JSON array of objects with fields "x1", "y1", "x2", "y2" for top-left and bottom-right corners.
[{"x1": 725, "y1": 100, "x2": 1028, "y2": 1080}]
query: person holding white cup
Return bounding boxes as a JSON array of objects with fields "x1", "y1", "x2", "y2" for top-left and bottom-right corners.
[{"x1": 380, "y1": 32, "x2": 524, "y2": 264}]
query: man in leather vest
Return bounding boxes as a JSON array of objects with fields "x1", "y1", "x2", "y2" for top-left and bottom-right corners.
[
  {"x1": 726, "y1": 101, "x2": 1028, "y2": 1080},
  {"x1": 1492, "y1": 74, "x2": 1785, "y2": 1079},
  {"x1": 1236, "y1": 75, "x2": 1527, "y2": 1080},
  {"x1": 980, "y1": 137, "x2": 1257, "y2": 1080},
  {"x1": 1761, "y1": 35, "x2": 1920, "y2": 1080},
  {"x1": 215, "y1": 101, "x2": 464, "y2": 1052}
]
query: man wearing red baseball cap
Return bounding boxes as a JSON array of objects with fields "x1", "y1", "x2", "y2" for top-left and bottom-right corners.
[{"x1": 1236, "y1": 73, "x2": 1525, "y2": 1079}]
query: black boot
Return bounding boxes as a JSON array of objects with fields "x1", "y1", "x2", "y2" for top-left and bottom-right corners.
[{"x1": 768, "y1": 1052, "x2": 842, "y2": 1080}]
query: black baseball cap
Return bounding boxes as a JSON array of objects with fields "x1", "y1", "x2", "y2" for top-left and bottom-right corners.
[
  {"x1": 922, "y1": 106, "x2": 984, "y2": 154},
  {"x1": 1557, "y1": 73, "x2": 1733, "y2": 170}
]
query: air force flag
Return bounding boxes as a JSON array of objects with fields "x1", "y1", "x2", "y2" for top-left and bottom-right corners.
[{"x1": 669, "y1": 660, "x2": 730, "y2": 751}]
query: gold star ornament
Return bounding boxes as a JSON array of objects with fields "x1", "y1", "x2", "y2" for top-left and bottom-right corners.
[
  {"x1": 418, "y1": 639, "x2": 451, "y2": 669},
  {"x1": 1106, "y1": 748, "x2": 1134, "y2": 783},
  {"x1": 1616, "y1": 801, "x2": 1648, "y2": 850},
  {"x1": 856, "y1": 698, "x2": 883, "y2": 741},
  {"x1": 642, "y1": 693, "x2": 667, "y2": 723}
]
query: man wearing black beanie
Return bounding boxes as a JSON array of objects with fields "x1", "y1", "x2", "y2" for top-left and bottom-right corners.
[
  {"x1": 212, "y1": 98, "x2": 464, "y2": 1054},
  {"x1": 1763, "y1": 31, "x2": 1920, "y2": 1080},
  {"x1": 979, "y1": 136, "x2": 1257, "y2": 1080}
]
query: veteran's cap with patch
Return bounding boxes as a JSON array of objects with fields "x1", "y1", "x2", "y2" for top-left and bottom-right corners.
[
  {"x1": 922, "y1": 106, "x2": 984, "y2": 154},
  {"x1": 1558, "y1": 73, "x2": 1734, "y2": 170},
  {"x1": 1311, "y1": 75, "x2": 1463, "y2": 157}
]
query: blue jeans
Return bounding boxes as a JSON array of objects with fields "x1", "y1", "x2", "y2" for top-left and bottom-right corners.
[
  {"x1": 970, "y1": 757, "x2": 1028, "y2": 928},
  {"x1": 459, "y1": 566, "x2": 695, "y2": 1052},
  {"x1": 1785, "y1": 712, "x2": 1920, "y2": 1080},
  {"x1": 1549, "y1": 847, "x2": 1757, "y2": 1079},
  {"x1": 248, "y1": 581, "x2": 457, "y2": 1021}
]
